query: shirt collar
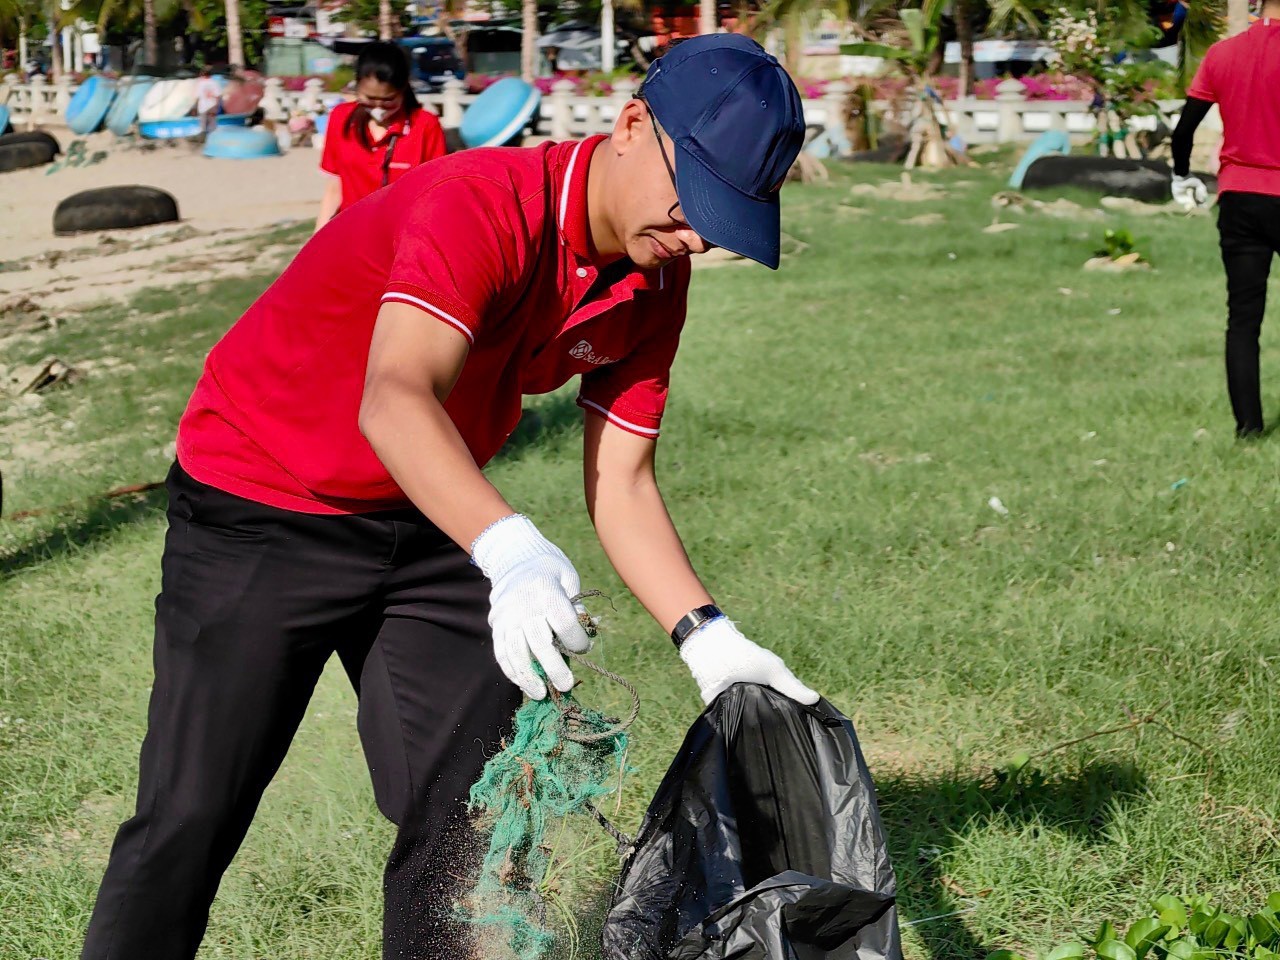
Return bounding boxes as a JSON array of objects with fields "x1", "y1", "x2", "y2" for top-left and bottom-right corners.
[
  {"x1": 551, "y1": 134, "x2": 669, "y2": 292},
  {"x1": 555, "y1": 135, "x2": 606, "y2": 263}
]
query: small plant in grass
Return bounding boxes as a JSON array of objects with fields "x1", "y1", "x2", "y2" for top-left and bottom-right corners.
[
  {"x1": 988, "y1": 892, "x2": 1280, "y2": 960},
  {"x1": 1095, "y1": 228, "x2": 1150, "y2": 262},
  {"x1": 1086, "y1": 227, "x2": 1153, "y2": 271}
]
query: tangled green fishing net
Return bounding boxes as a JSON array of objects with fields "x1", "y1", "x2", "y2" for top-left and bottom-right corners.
[{"x1": 463, "y1": 674, "x2": 631, "y2": 958}]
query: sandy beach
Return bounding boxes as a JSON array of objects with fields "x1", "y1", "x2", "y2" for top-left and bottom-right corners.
[{"x1": 1, "y1": 129, "x2": 325, "y2": 315}]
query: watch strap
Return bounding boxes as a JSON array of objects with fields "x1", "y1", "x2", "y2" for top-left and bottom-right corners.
[{"x1": 671, "y1": 604, "x2": 724, "y2": 649}]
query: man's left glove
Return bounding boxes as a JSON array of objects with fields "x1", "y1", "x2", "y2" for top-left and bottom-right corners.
[
  {"x1": 1171, "y1": 174, "x2": 1208, "y2": 209},
  {"x1": 472, "y1": 514, "x2": 592, "y2": 701},
  {"x1": 679, "y1": 617, "x2": 819, "y2": 706}
]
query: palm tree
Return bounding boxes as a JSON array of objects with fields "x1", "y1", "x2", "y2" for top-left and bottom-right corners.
[
  {"x1": 225, "y1": 0, "x2": 243, "y2": 66},
  {"x1": 520, "y1": 0, "x2": 536, "y2": 82},
  {"x1": 80, "y1": 0, "x2": 162, "y2": 63},
  {"x1": 955, "y1": 0, "x2": 975, "y2": 95},
  {"x1": 841, "y1": 0, "x2": 964, "y2": 167},
  {"x1": 378, "y1": 0, "x2": 392, "y2": 39},
  {"x1": 700, "y1": 0, "x2": 714, "y2": 34}
]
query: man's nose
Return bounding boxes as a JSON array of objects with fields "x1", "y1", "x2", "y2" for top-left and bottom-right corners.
[{"x1": 676, "y1": 226, "x2": 714, "y2": 255}]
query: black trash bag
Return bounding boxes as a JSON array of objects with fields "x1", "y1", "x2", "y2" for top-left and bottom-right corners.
[{"x1": 602, "y1": 683, "x2": 902, "y2": 960}]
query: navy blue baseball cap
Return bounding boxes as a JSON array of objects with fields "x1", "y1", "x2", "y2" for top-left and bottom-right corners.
[{"x1": 640, "y1": 34, "x2": 805, "y2": 269}]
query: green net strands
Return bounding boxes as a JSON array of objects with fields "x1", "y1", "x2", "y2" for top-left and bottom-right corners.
[{"x1": 464, "y1": 673, "x2": 633, "y2": 958}]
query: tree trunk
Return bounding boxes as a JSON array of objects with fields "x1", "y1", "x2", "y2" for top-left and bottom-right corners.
[
  {"x1": 700, "y1": 0, "x2": 715, "y2": 35},
  {"x1": 378, "y1": 0, "x2": 394, "y2": 40},
  {"x1": 143, "y1": 0, "x2": 158, "y2": 66},
  {"x1": 783, "y1": 12, "x2": 801, "y2": 75},
  {"x1": 438, "y1": 0, "x2": 468, "y2": 68},
  {"x1": 226, "y1": 0, "x2": 245, "y2": 67},
  {"x1": 520, "y1": 0, "x2": 537, "y2": 82},
  {"x1": 19, "y1": 16, "x2": 29, "y2": 74},
  {"x1": 1227, "y1": 0, "x2": 1249, "y2": 35},
  {"x1": 955, "y1": 0, "x2": 975, "y2": 97},
  {"x1": 601, "y1": 0, "x2": 615, "y2": 72},
  {"x1": 47, "y1": 0, "x2": 60, "y2": 81}
]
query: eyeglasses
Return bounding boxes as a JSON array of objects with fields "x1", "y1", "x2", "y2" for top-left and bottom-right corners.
[{"x1": 646, "y1": 104, "x2": 687, "y2": 227}]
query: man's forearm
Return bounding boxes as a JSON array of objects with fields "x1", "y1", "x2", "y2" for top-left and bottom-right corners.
[
  {"x1": 1171, "y1": 97, "x2": 1213, "y2": 177},
  {"x1": 360, "y1": 383, "x2": 514, "y2": 551},
  {"x1": 591, "y1": 478, "x2": 714, "y2": 633}
]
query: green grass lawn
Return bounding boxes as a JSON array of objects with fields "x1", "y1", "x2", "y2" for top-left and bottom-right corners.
[{"x1": 4, "y1": 156, "x2": 1280, "y2": 960}]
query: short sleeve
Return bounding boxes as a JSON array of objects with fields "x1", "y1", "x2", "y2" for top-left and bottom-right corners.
[
  {"x1": 320, "y1": 105, "x2": 345, "y2": 176},
  {"x1": 577, "y1": 264, "x2": 689, "y2": 439},
  {"x1": 1187, "y1": 44, "x2": 1218, "y2": 102},
  {"x1": 419, "y1": 111, "x2": 447, "y2": 163},
  {"x1": 381, "y1": 175, "x2": 526, "y2": 345}
]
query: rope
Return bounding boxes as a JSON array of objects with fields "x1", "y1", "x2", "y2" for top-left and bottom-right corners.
[{"x1": 542, "y1": 591, "x2": 641, "y2": 853}]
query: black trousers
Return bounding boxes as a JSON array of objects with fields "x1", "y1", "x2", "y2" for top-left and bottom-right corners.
[
  {"x1": 1218, "y1": 191, "x2": 1280, "y2": 436},
  {"x1": 81, "y1": 463, "x2": 520, "y2": 960}
]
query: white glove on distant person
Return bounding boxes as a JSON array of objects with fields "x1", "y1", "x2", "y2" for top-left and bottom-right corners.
[
  {"x1": 472, "y1": 514, "x2": 592, "y2": 700},
  {"x1": 679, "y1": 617, "x2": 819, "y2": 706},
  {"x1": 1171, "y1": 174, "x2": 1208, "y2": 209}
]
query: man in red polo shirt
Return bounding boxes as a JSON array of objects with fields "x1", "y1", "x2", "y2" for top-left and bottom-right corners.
[
  {"x1": 81, "y1": 34, "x2": 816, "y2": 960},
  {"x1": 1171, "y1": 5, "x2": 1280, "y2": 436}
]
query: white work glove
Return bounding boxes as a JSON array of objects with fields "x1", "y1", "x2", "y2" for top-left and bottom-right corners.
[
  {"x1": 1171, "y1": 174, "x2": 1208, "y2": 209},
  {"x1": 679, "y1": 616, "x2": 819, "y2": 706},
  {"x1": 471, "y1": 514, "x2": 592, "y2": 701}
]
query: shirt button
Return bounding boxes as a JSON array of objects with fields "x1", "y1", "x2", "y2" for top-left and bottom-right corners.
[{"x1": 576, "y1": 267, "x2": 589, "y2": 278}]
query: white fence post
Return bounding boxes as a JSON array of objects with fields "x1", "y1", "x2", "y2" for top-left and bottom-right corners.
[
  {"x1": 299, "y1": 77, "x2": 323, "y2": 114},
  {"x1": 260, "y1": 77, "x2": 288, "y2": 122},
  {"x1": 995, "y1": 78, "x2": 1026, "y2": 144},
  {"x1": 822, "y1": 79, "x2": 849, "y2": 149},
  {"x1": 440, "y1": 77, "x2": 465, "y2": 128},
  {"x1": 549, "y1": 78, "x2": 574, "y2": 141}
]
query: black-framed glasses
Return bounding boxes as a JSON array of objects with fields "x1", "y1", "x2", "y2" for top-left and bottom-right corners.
[{"x1": 646, "y1": 105, "x2": 687, "y2": 226}]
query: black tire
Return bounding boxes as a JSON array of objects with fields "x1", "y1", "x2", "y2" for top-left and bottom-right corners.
[
  {"x1": 53, "y1": 185, "x2": 180, "y2": 236},
  {"x1": 1023, "y1": 155, "x2": 1171, "y2": 202},
  {"x1": 848, "y1": 134, "x2": 909, "y2": 164},
  {"x1": 0, "y1": 135, "x2": 59, "y2": 173},
  {"x1": 0, "y1": 129, "x2": 61, "y2": 153}
]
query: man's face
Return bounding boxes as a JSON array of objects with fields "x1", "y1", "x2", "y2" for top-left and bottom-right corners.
[{"x1": 612, "y1": 102, "x2": 713, "y2": 269}]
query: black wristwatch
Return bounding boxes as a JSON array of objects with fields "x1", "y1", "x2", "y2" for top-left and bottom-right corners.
[{"x1": 671, "y1": 604, "x2": 724, "y2": 650}]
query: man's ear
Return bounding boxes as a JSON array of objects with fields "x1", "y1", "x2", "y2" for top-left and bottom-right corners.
[{"x1": 610, "y1": 99, "x2": 650, "y2": 156}]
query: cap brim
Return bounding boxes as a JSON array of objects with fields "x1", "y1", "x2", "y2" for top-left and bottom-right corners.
[{"x1": 673, "y1": 139, "x2": 782, "y2": 270}]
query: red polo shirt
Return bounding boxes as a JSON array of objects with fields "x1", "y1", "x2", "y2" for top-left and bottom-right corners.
[
  {"x1": 178, "y1": 136, "x2": 691, "y2": 514},
  {"x1": 320, "y1": 101, "x2": 447, "y2": 211},
  {"x1": 1188, "y1": 18, "x2": 1280, "y2": 197}
]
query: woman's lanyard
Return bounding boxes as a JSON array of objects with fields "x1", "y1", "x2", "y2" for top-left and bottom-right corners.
[{"x1": 380, "y1": 131, "x2": 401, "y2": 188}]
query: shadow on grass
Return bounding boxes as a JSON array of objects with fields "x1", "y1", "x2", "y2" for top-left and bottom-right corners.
[
  {"x1": 565, "y1": 761, "x2": 1146, "y2": 960},
  {"x1": 878, "y1": 761, "x2": 1147, "y2": 960},
  {"x1": 494, "y1": 392, "x2": 585, "y2": 463},
  {"x1": 0, "y1": 485, "x2": 168, "y2": 580}
]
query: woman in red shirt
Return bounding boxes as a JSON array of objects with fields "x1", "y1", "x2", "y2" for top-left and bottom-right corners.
[{"x1": 316, "y1": 42, "x2": 446, "y2": 230}]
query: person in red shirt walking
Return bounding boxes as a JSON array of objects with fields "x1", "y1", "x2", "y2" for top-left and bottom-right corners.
[
  {"x1": 81, "y1": 34, "x2": 817, "y2": 960},
  {"x1": 316, "y1": 41, "x2": 446, "y2": 231},
  {"x1": 1172, "y1": 6, "x2": 1280, "y2": 436}
]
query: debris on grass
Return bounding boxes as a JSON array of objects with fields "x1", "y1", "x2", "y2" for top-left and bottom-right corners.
[
  {"x1": 5, "y1": 357, "x2": 80, "y2": 395},
  {"x1": 850, "y1": 172, "x2": 947, "y2": 203},
  {"x1": 900, "y1": 213, "x2": 946, "y2": 226}
]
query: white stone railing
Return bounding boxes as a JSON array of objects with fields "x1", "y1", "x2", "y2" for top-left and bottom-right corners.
[{"x1": 1, "y1": 73, "x2": 1217, "y2": 145}]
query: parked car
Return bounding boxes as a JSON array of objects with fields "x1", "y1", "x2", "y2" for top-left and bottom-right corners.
[{"x1": 397, "y1": 36, "x2": 465, "y2": 91}]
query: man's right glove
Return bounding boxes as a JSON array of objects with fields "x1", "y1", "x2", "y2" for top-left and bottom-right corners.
[
  {"x1": 1171, "y1": 174, "x2": 1208, "y2": 210},
  {"x1": 472, "y1": 514, "x2": 591, "y2": 701}
]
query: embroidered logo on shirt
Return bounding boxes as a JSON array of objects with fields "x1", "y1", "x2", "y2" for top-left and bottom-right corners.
[{"x1": 569, "y1": 340, "x2": 617, "y2": 365}]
